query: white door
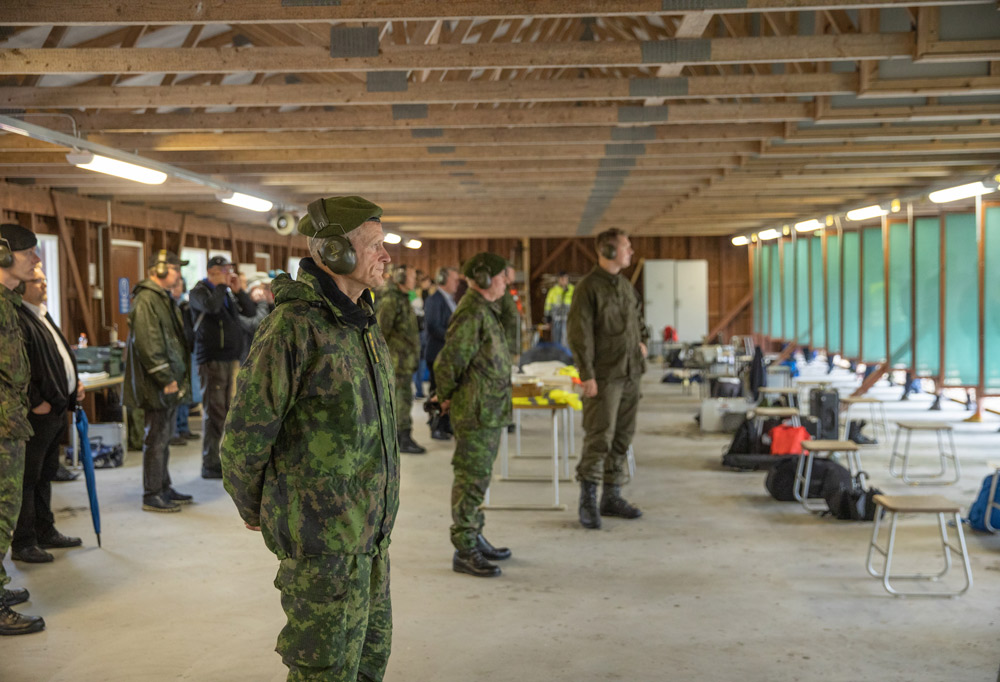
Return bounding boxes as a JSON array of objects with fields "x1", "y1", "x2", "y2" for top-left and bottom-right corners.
[
  {"x1": 643, "y1": 259, "x2": 677, "y2": 344},
  {"x1": 674, "y1": 260, "x2": 709, "y2": 343}
]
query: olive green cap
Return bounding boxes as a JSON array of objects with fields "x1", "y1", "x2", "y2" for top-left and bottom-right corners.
[
  {"x1": 462, "y1": 252, "x2": 508, "y2": 279},
  {"x1": 297, "y1": 195, "x2": 383, "y2": 238}
]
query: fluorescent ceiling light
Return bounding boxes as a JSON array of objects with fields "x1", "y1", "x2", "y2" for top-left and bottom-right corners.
[
  {"x1": 846, "y1": 205, "x2": 887, "y2": 221},
  {"x1": 218, "y1": 191, "x2": 273, "y2": 213},
  {"x1": 384, "y1": 232, "x2": 402, "y2": 245},
  {"x1": 757, "y1": 228, "x2": 780, "y2": 240},
  {"x1": 731, "y1": 236, "x2": 749, "y2": 246},
  {"x1": 794, "y1": 219, "x2": 821, "y2": 232},
  {"x1": 404, "y1": 239, "x2": 422, "y2": 249},
  {"x1": 67, "y1": 151, "x2": 167, "y2": 185},
  {"x1": 928, "y1": 181, "x2": 990, "y2": 204}
]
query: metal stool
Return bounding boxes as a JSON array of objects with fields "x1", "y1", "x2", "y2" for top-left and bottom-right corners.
[
  {"x1": 840, "y1": 395, "x2": 888, "y2": 442},
  {"x1": 795, "y1": 440, "x2": 861, "y2": 512},
  {"x1": 758, "y1": 387, "x2": 800, "y2": 410},
  {"x1": 889, "y1": 421, "x2": 960, "y2": 485},
  {"x1": 751, "y1": 406, "x2": 800, "y2": 445},
  {"x1": 866, "y1": 494, "x2": 973, "y2": 597}
]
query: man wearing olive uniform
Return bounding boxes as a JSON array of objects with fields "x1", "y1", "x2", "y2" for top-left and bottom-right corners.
[
  {"x1": 434, "y1": 253, "x2": 513, "y2": 578},
  {"x1": 376, "y1": 264, "x2": 426, "y2": 454},
  {"x1": 568, "y1": 228, "x2": 648, "y2": 530},
  {"x1": 221, "y1": 196, "x2": 399, "y2": 681},
  {"x1": 0, "y1": 223, "x2": 44, "y2": 635}
]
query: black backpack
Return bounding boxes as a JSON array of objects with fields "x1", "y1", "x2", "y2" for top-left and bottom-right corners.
[
  {"x1": 822, "y1": 472, "x2": 883, "y2": 521},
  {"x1": 765, "y1": 456, "x2": 852, "y2": 502}
]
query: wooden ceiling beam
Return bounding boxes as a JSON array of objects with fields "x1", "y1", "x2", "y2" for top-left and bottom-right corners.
[
  {"x1": 0, "y1": 34, "x2": 917, "y2": 74},
  {"x1": 4, "y1": 0, "x2": 989, "y2": 25}
]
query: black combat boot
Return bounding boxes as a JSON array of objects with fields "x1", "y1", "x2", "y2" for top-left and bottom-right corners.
[
  {"x1": 475, "y1": 534, "x2": 511, "y2": 560},
  {"x1": 453, "y1": 548, "x2": 501, "y2": 577},
  {"x1": 0, "y1": 602, "x2": 45, "y2": 636},
  {"x1": 599, "y1": 485, "x2": 642, "y2": 519},
  {"x1": 398, "y1": 430, "x2": 427, "y2": 454},
  {"x1": 579, "y1": 481, "x2": 601, "y2": 529},
  {"x1": 2, "y1": 588, "x2": 29, "y2": 607}
]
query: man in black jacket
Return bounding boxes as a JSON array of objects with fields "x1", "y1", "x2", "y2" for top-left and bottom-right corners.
[
  {"x1": 12, "y1": 264, "x2": 85, "y2": 563},
  {"x1": 188, "y1": 256, "x2": 256, "y2": 479},
  {"x1": 423, "y1": 266, "x2": 459, "y2": 440}
]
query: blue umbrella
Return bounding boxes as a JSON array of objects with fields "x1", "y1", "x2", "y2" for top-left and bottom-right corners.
[{"x1": 73, "y1": 407, "x2": 102, "y2": 548}]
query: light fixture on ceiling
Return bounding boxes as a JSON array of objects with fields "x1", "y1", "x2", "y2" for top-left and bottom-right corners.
[
  {"x1": 757, "y1": 228, "x2": 780, "y2": 240},
  {"x1": 846, "y1": 205, "x2": 888, "y2": 221},
  {"x1": 404, "y1": 239, "x2": 422, "y2": 249},
  {"x1": 384, "y1": 232, "x2": 402, "y2": 245},
  {"x1": 731, "y1": 236, "x2": 749, "y2": 246},
  {"x1": 794, "y1": 219, "x2": 822, "y2": 232},
  {"x1": 218, "y1": 191, "x2": 273, "y2": 213},
  {"x1": 66, "y1": 151, "x2": 167, "y2": 185},
  {"x1": 928, "y1": 181, "x2": 991, "y2": 204}
]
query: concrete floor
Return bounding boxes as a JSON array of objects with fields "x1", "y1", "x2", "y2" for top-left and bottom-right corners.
[{"x1": 3, "y1": 362, "x2": 1000, "y2": 682}]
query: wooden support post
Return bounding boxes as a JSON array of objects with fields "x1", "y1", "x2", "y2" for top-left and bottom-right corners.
[
  {"x1": 704, "y1": 291, "x2": 753, "y2": 344},
  {"x1": 50, "y1": 190, "x2": 96, "y2": 341},
  {"x1": 530, "y1": 239, "x2": 572, "y2": 280},
  {"x1": 852, "y1": 362, "x2": 888, "y2": 398},
  {"x1": 228, "y1": 222, "x2": 239, "y2": 266},
  {"x1": 176, "y1": 213, "x2": 189, "y2": 254},
  {"x1": 967, "y1": 192, "x2": 985, "y2": 423}
]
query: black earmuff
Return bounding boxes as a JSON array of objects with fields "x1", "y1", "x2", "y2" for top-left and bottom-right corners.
[
  {"x1": 0, "y1": 237, "x2": 12, "y2": 269},
  {"x1": 471, "y1": 265, "x2": 492, "y2": 290},
  {"x1": 153, "y1": 249, "x2": 170, "y2": 279},
  {"x1": 599, "y1": 240, "x2": 617, "y2": 260},
  {"x1": 391, "y1": 264, "x2": 408, "y2": 286},
  {"x1": 307, "y1": 198, "x2": 357, "y2": 275}
]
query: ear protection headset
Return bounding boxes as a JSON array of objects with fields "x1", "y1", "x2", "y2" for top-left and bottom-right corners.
[
  {"x1": 435, "y1": 267, "x2": 453, "y2": 286},
  {"x1": 0, "y1": 237, "x2": 12, "y2": 269},
  {"x1": 153, "y1": 249, "x2": 171, "y2": 279},
  {"x1": 391, "y1": 264, "x2": 409, "y2": 286},
  {"x1": 306, "y1": 198, "x2": 358, "y2": 275},
  {"x1": 470, "y1": 263, "x2": 492, "y2": 290},
  {"x1": 598, "y1": 237, "x2": 618, "y2": 260}
]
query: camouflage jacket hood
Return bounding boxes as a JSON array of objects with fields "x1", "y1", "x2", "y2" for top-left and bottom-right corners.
[{"x1": 221, "y1": 259, "x2": 400, "y2": 559}]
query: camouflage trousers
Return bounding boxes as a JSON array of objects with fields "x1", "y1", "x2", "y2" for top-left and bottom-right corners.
[
  {"x1": 577, "y1": 374, "x2": 640, "y2": 486},
  {"x1": 0, "y1": 438, "x2": 26, "y2": 588},
  {"x1": 394, "y1": 372, "x2": 414, "y2": 433},
  {"x1": 275, "y1": 551, "x2": 392, "y2": 682},
  {"x1": 450, "y1": 427, "x2": 501, "y2": 551}
]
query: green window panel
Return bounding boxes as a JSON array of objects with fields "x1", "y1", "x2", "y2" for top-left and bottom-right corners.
[
  {"x1": 826, "y1": 233, "x2": 841, "y2": 354},
  {"x1": 842, "y1": 231, "x2": 860, "y2": 359},
  {"x1": 887, "y1": 222, "x2": 912, "y2": 367},
  {"x1": 753, "y1": 246, "x2": 761, "y2": 334},
  {"x1": 914, "y1": 217, "x2": 940, "y2": 377},
  {"x1": 795, "y1": 238, "x2": 811, "y2": 344},
  {"x1": 861, "y1": 227, "x2": 886, "y2": 363},
  {"x1": 986, "y1": 206, "x2": 1000, "y2": 391},
  {"x1": 783, "y1": 240, "x2": 795, "y2": 340},
  {"x1": 759, "y1": 244, "x2": 771, "y2": 337},
  {"x1": 769, "y1": 243, "x2": 781, "y2": 338},
  {"x1": 943, "y1": 213, "x2": 979, "y2": 387},
  {"x1": 810, "y1": 236, "x2": 825, "y2": 350}
]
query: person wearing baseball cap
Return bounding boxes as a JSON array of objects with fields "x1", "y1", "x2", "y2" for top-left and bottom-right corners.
[{"x1": 0, "y1": 223, "x2": 45, "y2": 634}]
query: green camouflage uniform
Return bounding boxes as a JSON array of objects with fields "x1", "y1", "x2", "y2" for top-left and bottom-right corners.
[
  {"x1": 0, "y1": 285, "x2": 32, "y2": 589},
  {"x1": 434, "y1": 289, "x2": 512, "y2": 551},
  {"x1": 495, "y1": 289, "x2": 519, "y2": 358},
  {"x1": 567, "y1": 265, "x2": 648, "y2": 486},
  {"x1": 375, "y1": 285, "x2": 419, "y2": 433},
  {"x1": 221, "y1": 260, "x2": 399, "y2": 682}
]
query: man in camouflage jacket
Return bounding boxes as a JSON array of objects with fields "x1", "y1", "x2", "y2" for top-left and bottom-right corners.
[
  {"x1": 568, "y1": 228, "x2": 649, "y2": 530},
  {"x1": 375, "y1": 264, "x2": 425, "y2": 454},
  {"x1": 0, "y1": 223, "x2": 44, "y2": 635},
  {"x1": 434, "y1": 253, "x2": 513, "y2": 578},
  {"x1": 221, "y1": 196, "x2": 399, "y2": 682}
]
